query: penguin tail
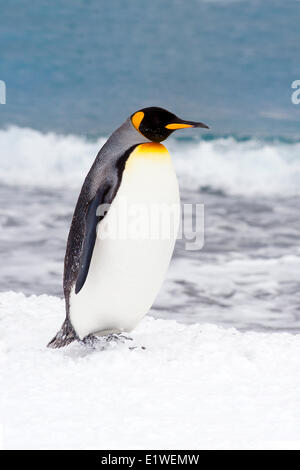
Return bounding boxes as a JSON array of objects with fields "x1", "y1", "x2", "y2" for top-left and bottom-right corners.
[{"x1": 47, "y1": 319, "x2": 77, "y2": 349}]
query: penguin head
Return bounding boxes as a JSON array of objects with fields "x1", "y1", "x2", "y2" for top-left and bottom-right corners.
[{"x1": 131, "y1": 106, "x2": 209, "y2": 142}]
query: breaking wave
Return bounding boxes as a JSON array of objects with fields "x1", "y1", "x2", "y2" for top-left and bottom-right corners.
[{"x1": 1, "y1": 126, "x2": 300, "y2": 196}]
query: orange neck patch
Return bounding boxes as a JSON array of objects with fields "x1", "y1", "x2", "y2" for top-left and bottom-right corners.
[
  {"x1": 125, "y1": 143, "x2": 170, "y2": 170},
  {"x1": 134, "y1": 143, "x2": 169, "y2": 154}
]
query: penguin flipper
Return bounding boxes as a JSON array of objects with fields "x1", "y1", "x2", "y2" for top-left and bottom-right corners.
[
  {"x1": 47, "y1": 318, "x2": 77, "y2": 348},
  {"x1": 75, "y1": 183, "x2": 111, "y2": 294},
  {"x1": 64, "y1": 145, "x2": 138, "y2": 299}
]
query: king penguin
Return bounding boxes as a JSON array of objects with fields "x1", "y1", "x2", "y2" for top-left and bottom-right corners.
[{"x1": 48, "y1": 107, "x2": 208, "y2": 348}]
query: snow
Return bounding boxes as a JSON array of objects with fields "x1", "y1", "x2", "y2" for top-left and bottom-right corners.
[{"x1": 1, "y1": 291, "x2": 300, "y2": 450}]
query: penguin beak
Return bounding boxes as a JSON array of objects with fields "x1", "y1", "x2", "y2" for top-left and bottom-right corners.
[{"x1": 165, "y1": 118, "x2": 209, "y2": 130}]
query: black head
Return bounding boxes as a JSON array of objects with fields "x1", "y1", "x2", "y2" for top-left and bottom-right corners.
[{"x1": 131, "y1": 106, "x2": 209, "y2": 142}]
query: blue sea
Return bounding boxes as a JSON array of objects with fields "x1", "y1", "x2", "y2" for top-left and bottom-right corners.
[
  {"x1": 1, "y1": 0, "x2": 300, "y2": 332},
  {"x1": 1, "y1": 0, "x2": 300, "y2": 137}
]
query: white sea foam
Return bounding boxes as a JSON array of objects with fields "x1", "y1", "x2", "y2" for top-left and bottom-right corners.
[
  {"x1": 0, "y1": 126, "x2": 105, "y2": 188},
  {"x1": 1, "y1": 126, "x2": 300, "y2": 196},
  {"x1": 170, "y1": 137, "x2": 300, "y2": 197}
]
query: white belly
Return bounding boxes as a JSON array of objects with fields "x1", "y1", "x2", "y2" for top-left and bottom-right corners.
[{"x1": 70, "y1": 143, "x2": 180, "y2": 339}]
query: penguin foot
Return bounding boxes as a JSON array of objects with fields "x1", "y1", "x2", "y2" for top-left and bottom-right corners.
[
  {"x1": 79, "y1": 333, "x2": 146, "y2": 351},
  {"x1": 79, "y1": 332, "x2": 133, "y2": 349},
  {"x1": 79, "y1": 334, "x2": 101, "y2": 349},
  {"x1": 105, "y1": 334, "x2": 146, "y2": 351},
  {"x1": 105, "y1": 333, "x2": 133, "y2": 343},
  {"x1": 47, "y1": 319, "x2": 77, "y2": 349},
  {"x1": 104, "y1": 334, "x2": 146, "y2": 351}
]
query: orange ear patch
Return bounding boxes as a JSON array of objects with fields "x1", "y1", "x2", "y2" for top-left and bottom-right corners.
[{"x1": 131, "y1": 111, "x2": 144, "y2": 131}]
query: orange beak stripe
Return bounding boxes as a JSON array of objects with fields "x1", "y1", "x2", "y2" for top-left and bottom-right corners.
[{"x1": 165, "y1": 123, "x2": 194, "y2": 130}]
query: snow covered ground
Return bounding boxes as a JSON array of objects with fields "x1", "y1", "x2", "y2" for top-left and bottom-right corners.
[{"x1": 1, "y1": 291, "x2": 300, "y2": 450}]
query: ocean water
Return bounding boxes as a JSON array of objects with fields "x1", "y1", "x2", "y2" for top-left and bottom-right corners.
[
  {"x1": 1, "y1": 1, "x2": 300, "y2": 332},
  {"x1": 1, "y1": 0, "x2": 300, "y2": 137},
  {"x1": 1, "y1": 128, "x2": 300, "y2": 332}
]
